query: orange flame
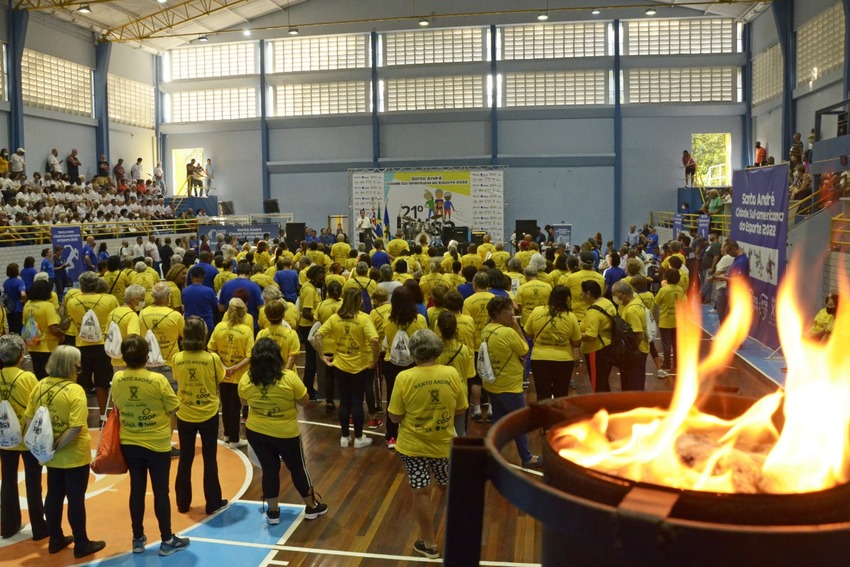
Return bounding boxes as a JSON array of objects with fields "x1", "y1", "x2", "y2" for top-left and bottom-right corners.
[{"x1": 553, "y1": 264, "x2": 849, "y2": 494}]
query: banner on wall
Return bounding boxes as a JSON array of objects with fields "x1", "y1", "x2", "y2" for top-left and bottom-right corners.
[
  {"x1": 730, "y1": 165, "x2": 789, "y2": 350},
  {"x1": 673, "y1": 214, "x2": 683, "y2": 238},
  {"x1": 351, "y1": 168, "x2": 505, "y2": 246},
  {"x1": 51, "y1": 226, "x2": 84, "y2": 283},
  {"x1": 551, "y1": 223, "x2": 572, "y2": 250},
  {"x1": 197, "y1": 224, "x2": 280, "y2": 245},
  {"x1": 697, "y1": 214, "x2": 711, "y2": 239}
]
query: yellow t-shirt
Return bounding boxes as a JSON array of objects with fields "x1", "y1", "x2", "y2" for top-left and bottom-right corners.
[
  {"x1": 388, "y1": 365, "x2": 468, "y2": 458},
  {"x1": 620, "y1": 297, "x2": 649, "y2": 354},
  {"x1": 257, "y1": 324, "x2": 301, "y2": 363},
  {"x1": 138, "y1": 306, "x2": 184, "y2": 366},
  {"x1": 515, "y1": 280, "x2": 552, "y2": 327},
  {"x1": 255, "y1": 251, "x2": 272, "y2": 269},
  {"x1": 515, "y1": 250, "x2": 531, "y2": 269},
  {"x1": 131, "y1": 271, "x2": 157, "y2": 305},
  {"x1": 325, "y1": 273, "x2": 346, "y2": 290},
  {"x1": 562, "y1": 270, "x2": 606, "y2": 322},
  {"x1": 208, "y1": 322, "x2": 254, "y2": 384},
  {"x1": 478, "y1": 243, "x2": 496, "y2": 260},
  {"x1": 103, "y1": 269, "x2": 131, "y2": 305},
  {"x1": 443, "y1": 273, "x2": 465, "y2": 289},
  {"x1": 306, "y1": 250, "x2": 329, "y2": 268},
  {"x1": 419, "y1": 273, "x2": 447, "y2": 305},
  {"x1": 62, "y1": 288, "x2": 82, "y2": 337},
  {"x1": 811, "y1": 308, "x2": 835, "y2": 336},
  {"x1": 480, "y1": 323, "x2": 529, "y2": 394},
  {"x1": 316, "y1": 298, "x2": 343, "y2": 353},
  {"x1": 297, "y1": 282, "x2": 320, "y2": 327},
  {"x1": 318, "y1": 312, "x2": 378, "y2": 373},
  {"x1": 167, "y1": 281, "x2": 183, "y2": 311},
  {"x1": 68, "y1": 292, "x2": 120, "y2": 347},
  {"x1": 490, "y1": 250, "x2": 510, "y2": 271},
  {"x1": 462, "y1": 291, "x2": 496, "y2": 348},
  {"x1": 214, "y1": 271, "x2": 237, "y2": 294},
  {"x1": 523, "y1": 306, "x2": 581, "y2": 361},
  {"x1": 251, "y1": 273, "x2": 278, "y2": 291},
  {"x1": 330, "y1": 241, "x2": 351, "y2": 265},
  {"x1": 22, "y1": 300, "x2": 61, "y2": 353},
  {"x1": 343, "y1": 275, "x2": 377, "y2": 299},
  {"x1": 0, "y1": 367, "x2": 38, "y2": 451},
  {"x1": 239, "y1": 370, "x2": 306, "y2": 439},
  {"x1": 24, "y1": 377, "x2": 90, "y2": 468},
  {"x1": 258, "y1": 302, "x2": 298, "y2": 330},
  {"x1": 435, "y1": 339, "x2": 476, "y2": 380},
  {"x1": 112, "y1": 368, "x2": 179, "y2": 452},
  {"x1": 581, "y1": 299, "x2": 616, "y2": 354},
  {"x1": 383, "y1": 314, "x2": 428, "y2": 362},
  {"x1": 370, "y1": 303, "x2": 391, "y2": 345},
  {"x1": 427, "y1": 306, "x2": 446, "y2": 332},
  {"x1": 106, "y1": 306, "x2": 141, "y2": 367},
  {"x1": 460, "y1": 253, "x2": 483, "y2": 269},
  {"x1": 655, "y1": 284, "x2": 685, "y2": 329},
  {"x1": 387, "y1": 238, "x2": 410, "y2": 259},
  {"x1": 432, "y1": 312, "x2": 476, "y2": 352},
  {"x1": 394, "y1": 272, "x2": 413, "y2": 285},
  {"x1": 172, "y1": 350, "x2": 225, "y2": 423},
  {"x1": 661, "y1": 253, "x2": 686, "y2": 271}
]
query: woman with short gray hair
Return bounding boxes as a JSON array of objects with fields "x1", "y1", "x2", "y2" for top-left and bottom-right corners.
[{"x1": 387, "y1": 329, "x2": 468, "y2": 560}]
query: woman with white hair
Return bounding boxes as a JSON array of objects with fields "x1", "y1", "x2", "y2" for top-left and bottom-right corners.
[{"x1": 388, "y1": 329, "x2": 467, "y2": 560}]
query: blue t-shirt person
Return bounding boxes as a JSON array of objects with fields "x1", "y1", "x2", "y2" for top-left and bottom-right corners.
[
  {"x1": 371, "y1": 250, "x2": 390, "y2": 269},
  {"x1": 182, "y1": 281, "x2": 219, "y2": 333},
  {"x1": 3, "y1": 277, "x2": 25, "y2": 313},
  {"x1": 219, "y1": 277, "x2": 264, "y2": 331},
  {"x1": 274, "y1": 269, "x2": 300, "y2": 303},
  {"x1": 21, "y1": 267, "x2": 38, "y2": 291},
  {"x1": 82, "y1": 243, "x2": 98, "y2": 271},
  {"x1": 40, "y1": 256, "x2": 55, "y2": 279}
]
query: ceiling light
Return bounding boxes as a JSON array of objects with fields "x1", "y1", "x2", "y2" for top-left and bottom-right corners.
[
  {"x1": 198, "y1": 35, "x2": 208, "y2": 42},
  {"x1": 645, "y1": 7, "x2": 657, "y2": 16},
  {"x1": 76, "y1": 4, "x2": 91, "y2": 14},
  {"x1": 288, "y1": 27, "x2": 299, "y2": 35},
  {"x1": 537, "y1": 11, "x2": 549, "y2": 21},
  {"x1": 242, "y1": 29, "x2": 252, "y2": 37},
  {"x1": 418, "y1": 17, "x2": 430, "y2": 27},
  {"x1": 591, "y1": 8, "x2": 601, "y2": 15},
  {"x1": 157, "y1": 0, "x2": 167, "y2": 4}
]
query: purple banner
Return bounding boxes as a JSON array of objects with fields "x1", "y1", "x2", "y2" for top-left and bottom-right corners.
[
  {"x1": 51, "y1": 226, "x2": 84, "y2": 283},
  {"x1": 730, "y1": 165, "x2": 789, "y2": 349}
]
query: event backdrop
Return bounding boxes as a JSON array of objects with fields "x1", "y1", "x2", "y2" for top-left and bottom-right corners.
[
  {"x1": 350, "y1": 168, "x2": 505, "y2": 245},
  {"x1": 730, "y1": 164, "x2": 789, "y2": 350},
  {"x1": 51, "y1": 225, "x2": 84, "y2": 283},
  {"x1": 197, "y1": 223, "x2": 280, "y2": 245}
]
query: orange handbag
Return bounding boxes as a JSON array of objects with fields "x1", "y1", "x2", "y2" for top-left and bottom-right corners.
[{"x1": 91, "y1": 407, "x2": 127, "y2": 475}]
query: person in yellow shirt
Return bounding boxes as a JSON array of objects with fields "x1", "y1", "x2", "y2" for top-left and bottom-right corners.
[
  {"x1": 66, "y1": 272, "x2": 119, "y2": 418},
  {"x1": 490, "y1": 242, "x2": 510, "y2": 272},
  {"x1": 24, "y1": 346, "x2": 105, "y2": 558},
  {"x1": 515, "y1": 267, "x2": 552, "y2": 327},
  {"x1": 367, "y1": 287, "x2": 391, "y2": 428},
  {"x1": 305, "y1": 242, "x2": 329, "y2": 269},
  {"x1": 0, "y1": 335, "x2": 47, "y2": 540},
  {"x1": 257, "y1": 300, "x2": 300, "y2": 369},
  {"x1": 548, "y1": 254, "x2": 569, "y2": 288},
  {"x1": 462, "y1": 272, "x2": 495, "y2": 422},
  {"x1": 165, "y1": 264, "x2": 187, "y2": 314},
  {"x1": 388, "y1": 329, "x2": 467, "y2": 560},
  {"x1": 661, "y1": 240, "x2": 686, "y2": 272},
  {"x1": 297, "y1": 265, "x2": 324, "y2": 401},
  {"x1": 343, "y1": 262, "x2": 377, "y2": 307},
  {"x1": 505, "y1": 258, "x2": 527, "y2": 295},
  {"x1": 514, "y1": 241, "x2": 532, "y2": 269},
  {"x1": 316, "y1": 281, "x2": 343, "y2": 411},
  {"x1": 239, "y1": 339, "x2": 328, "y2": 525},
  {"x1": 580, "y1": 280, "x2": 615, "y2": 393},
  {"x1": 562, "y1": 251, "x2": 605, "y2": 322},
  {"x1": 22, "y1": 279, "x2": 64, "y2": 380},
  {"x1": 523, "y1": 285, "x2": 581, "y2": 401},
  {"x1": 611, "y1": 280, "x2": 648, "y2": 391},
  {"x1": 809, "y1": 292, "x2": 838, "y2": 341},
  {"x1": 460, "y1": 244, "x2": 483, "y2": 270},
  {"x1": 208, "y1": 298, "x2": 254, "y2": 448},
  {"x1": 172, "y1": 317, "x2": 228, "y2": 516},
  {"x1": 667, "y1": 255, "x2": 690, "y2": 293},
  {"x1": 480, "y1": 296, "x2": 541, "y2": 468},
  {"x1": 443, "y1": 261, "x2": 464, "y2": 289},
  {"x1": 655, "y1": 269, "x2": 685, "y2": 373},
  {"x1": 213, "y1": 257, "x2": 237, "y2": 293},
  {"x1": 440, "y1": 245, "x2": 459, "y2": 273},
  {"x1": 387, "y1": 231, "x2": 410, "y2": 259},
  {"x1": 107, "y1": 284, "x2": 145, "y2": 370},
  {"x1": 139, "y1": 282, "x2": 185, "y2": 386},
  {"x1": 254, "y1": 241, "x2": 272, "y2": 270},
  {"x1": 251, "y1": 263, "x2": 278, "y2": 291},
  {"x1": 325, "y1": 263, "x2": 346, "y2": 290},
  {"x1": 477, "y1": 234, "x2": 496, "y2": 261},
  {"x1": 61, "y1": 286, "x2": 82, "y2": 347},
  {"x1": 298, "y1": 257, "x2": 313, "y2": 285},
  {"x1": 631, "y1": 275, "x2": 665, "y2": 378},
  {"x1": 330, "y1": 233, "x2": 351, "y2": 266},
  {"x1": 315, "y1": 287, "x2": 380, "y2": 448},
  {"x1": 112, "y1": 335, "x2": 189, "y2": 556},
  {"x1": 131, "y1": 261, "x2": 157, "y2": 305},
  {"x1": 419, "y1": 260, "x2": 446, "y2": 306},
  {"x1": 427, "y1": 282, "x2": 450, "y2": 330},
  {"x1": 102, "y1": 255, "x2": 131, "y2": 305},
  {"x1": 393, "y1": 259, "x2": 414, "y2": 284},
  {"x1": 434, "y1": 312, "x2": 474, "y2": 436},
  {"x1": 258, "y1": 286, "x2": 298, "y2": 330},
  {"x1": 344, "y1": 249, "x2": 360, "y2": 273}
]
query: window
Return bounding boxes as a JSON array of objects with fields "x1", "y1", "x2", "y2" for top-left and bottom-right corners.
[
  {"x1": 168, "y1": 88, "x2": 257, "y2": 123},
  {"x1": 796, "y1": 2, "x2": 845, "y2": 86},
  {"x1": 504, "y1": 71, "x2": 607, "y2": 106},
  {"x1": 501, "y1": 23, "x2": 607, "y2": 60},
  {"x1": 269, "y1": 34, "x2": 369, "y2": 73},
  {"x1": 275, "y1": 81, "x2": 368, "y2": 116},
  {"x1": 21, "y1": 49, "x2": 92, "y2": 117},
  {"x1": 625, "y1": 19, "x2": 736, "y2": 55},
  {"x1": 626, "y1": 67, "x2": 736, "y2": 103},
  {"x1": 166, "y1": 42, "x2": 257, "y2": 81},
  {"x1": 108, "y1": 74, "x2": 155, "y2": 129},
  {"x1": 384, "y1": 27, "x2": 485, "y2": 66},
  {"x1": 752, "y1": 44, "x2": 783, "y2": 106},
  {"x1": 0, "y1": 44, "x2": 5, "y2": 102},
  {"x1": 692, "y1": 133, "x2": 731, "y2": 186},
  {"x1": 385, "y1": 76, "x2": 484, "y2": 111}
]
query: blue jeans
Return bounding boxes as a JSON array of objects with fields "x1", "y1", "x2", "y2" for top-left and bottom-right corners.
[{"x1": 486, "y1": 391, "x2": 532, "y2": 463}]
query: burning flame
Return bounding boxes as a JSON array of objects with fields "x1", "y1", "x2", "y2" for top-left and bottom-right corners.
[{"x1": 553, "y1": 263, "x2": 850, "y2": 494}]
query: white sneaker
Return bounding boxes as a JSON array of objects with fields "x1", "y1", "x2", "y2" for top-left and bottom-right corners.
[
  {"x1": 708, "y1": 309, "x2": 717, "y2": 314},
  {"x1": 353, "y1": 436, "x2": 373, "y2": 449},
  {"x1": 340, "y1": 436, "x2": 351, "y2": 448},
  {"x1": 657, "y1": 369, "x2": 669, "y2": 378},
  {"x1": 228, "y1": 440, "x2": 248, "y2": 449}
]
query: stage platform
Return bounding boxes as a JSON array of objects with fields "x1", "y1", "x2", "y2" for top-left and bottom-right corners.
[{"x1": 166, "y1": 196, "x2": 219, "y2": 216}]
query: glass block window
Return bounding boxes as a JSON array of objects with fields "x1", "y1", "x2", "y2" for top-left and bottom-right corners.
[
  {"x1": 168, "y1": 88, "x2": 257, "y2": 122},
  {"x1": 626, "y1": 67, "x2": 736, "y2": 103},
  {"x1": 21, "y1": 49, "x2": 92, "y2": 117},
  {"x1": 274, "y1": 81, "x2": 368, "y2": 116},
  {"x1": 501, "y1": 23, "x2": 607, "y2": 60},
  {"x1": 625, "y1": 19, "x2": 736, "y2": 55},
  {"x1": 796, "y1": 2, "x2": 844, "y2": 86},
  {"x1": 269, "y1": 34, "x2": 369, "y2": 73},
  {"x1": 167, "y1": 42, "x2": 257, "y2": 81},
  {"x1": 752, "y1": 44, "x2": 782, "y2": 106},
  {"x1": 108, "y1": 74, "x2": 155, "y2": 129},
  {"x1": 0, "y1": 44, "x2": 5, "y2": 102},
  {"x1": 385, "y1": 76, "x2": 484, "y2": 111},
  {"x1": 504, "y1": 71, "x2": 607, "y2": 106},
  {"x1": 384, "y1": 28, "x2": 484, "y2": 66}
]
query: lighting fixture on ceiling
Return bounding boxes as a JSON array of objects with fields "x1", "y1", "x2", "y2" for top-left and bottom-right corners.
[
  {"x1": 157, "y1": 0, "x2": 167, "y2": 4},
  {"x1": 242, "y1": 29, "x2": 252, "y2": 36},
  {"x1": 418, "y1": 17, "x2": 430, "y2": 27},
  {"x1": 591, "y1": 8, "x2": 601, "y2": 15},
  {"x1": 285, "y1": 8, "x2": 299, "y2": 36},
  {"x1": 198, "y1": 35, "x2": 208, "y2": 42},
  {"x1": 645, "y1": 7, "x2": 657, "y2": 16},
  {"x1": 537, "y1": 12, "x2": 549, "y2": 21},
  {"x1": 288, "y1": 27, "x2": 299, "y2": 35},
  {"x1": 76, "y1": 4, "x2": 91, "y2": 14}
]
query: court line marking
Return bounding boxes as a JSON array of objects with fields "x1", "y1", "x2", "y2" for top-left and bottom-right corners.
[{"x1": 298, "y1": 419, "x2": 385, "y2": 438}]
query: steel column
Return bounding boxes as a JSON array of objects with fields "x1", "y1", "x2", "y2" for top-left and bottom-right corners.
[
  {"x1": 259, "y1": 39, "x2": 270, "y2": 202},
  {"x1": 613, "y1": 19, "x2": 623, "y2": 245},
  {"x1": 94, "y1": 40, "x2": 112, "y2": 161},
  {"x1": 7, "y1": 8, "x2": 28, "y2": 151},
  {"x1": 772, "y1": 0, "x2": 795, "y2": 159}
]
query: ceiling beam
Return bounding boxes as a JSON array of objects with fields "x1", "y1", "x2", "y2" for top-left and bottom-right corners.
[{"x1": 99, "y1": 0, "x2": 251, "y2": 42}]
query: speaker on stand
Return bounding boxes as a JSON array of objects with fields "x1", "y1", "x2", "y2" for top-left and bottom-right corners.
[
  {"x1": 285, "y1": 222, "x2": 306, "y2": 253},
  {"x1": 263, "y1": 199, "x2": 280, "y2": 214}
]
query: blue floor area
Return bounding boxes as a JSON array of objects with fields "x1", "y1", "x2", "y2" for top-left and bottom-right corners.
[
  {"x1": 87, "y1": 502, "x2": 303, "y2": 567},
  {"x1": 699, "y1": 304, "x2": 786, "y2": 388}
]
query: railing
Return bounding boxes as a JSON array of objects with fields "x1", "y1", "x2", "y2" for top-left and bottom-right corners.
[
  {"x1": 650, "y1": 211, "x2": 732, "y2": 237},
  {"x1": 0, "y1": 218, "x2": 201, "y2": 245},
  {"x1": 830, "y1": 214, "x2": 850, "y2": 252}
]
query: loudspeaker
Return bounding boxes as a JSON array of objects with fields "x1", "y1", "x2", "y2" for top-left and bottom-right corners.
[
  {"x1": 471, "y1": 231, "x2": 486, "y2": 245},
  {"x1": 453, "y1": 226, "x2": 469, "y2": 242},
  {"x1": 285, "y1": 222, "x2": 306, "y2": 252},
  {"x1": 263, "y1": 199, "x2": 280, "y2": 214},
  {"x1": 220, "y1": 201, "x2": 234, "y2": 215},
  {"x1": 515, "y1": 219, "x2": 537, "y2": 241}
]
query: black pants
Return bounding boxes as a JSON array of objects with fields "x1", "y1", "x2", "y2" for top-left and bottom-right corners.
[
  {"x1": 383, "y1": 361, "x2": 413, "y2": 441},
  {"x1": 530, "y1": 359, "x2": 574, "y2": 400},
  {"x1": 337, "y1": 369, "x2": 371, "y2": 438},
  {"x1": 30, "y1": 352, "x2": 50, "y2": 381},
  {"x1": 176, "y1": 415, "x2": 222, "y2": 513},
  {"x1": 45, "y1": 464, "x2": 91, "y2": 544},
  {"x1": 322, "y1": 361, "x2": 336, "y2": 403},
  {"x1": 219, "y1": 382, "x2": 241, "y2": 443},
  {"x1": 659, "y1": 327, "x2": 676, "y2": 369},
  {"x1": 584, "y1": 347, "x2": 613, "y2": 393},
  {"x1": 623, "y1": 352, "x2": 648, "y2": 392},
  {"x1": 245, "y1": 430, "x2": 311, "y2": 500},
  {"x1": 8, "y1": 312, "x2": 22, "y2": 335},
  {"x1": 79, "y1": 345, "x2": 113, "y2": 392},
  {"x1": 0, "y1": 449, "x2": 47, "y2": 538},
  {"x1": 122, "y1": 444, "x2": 173, "y2": 541},
  {"x1": 297, "y1": 326, "x2": 317, "y2": 399}
]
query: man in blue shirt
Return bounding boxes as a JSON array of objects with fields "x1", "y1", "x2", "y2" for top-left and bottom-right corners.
[
  {"x1": 82, "y1": 235, "x2": 98, "y2": 272},
  {"x1": 183, "y1": 266, "x2": 218, "y2": 333},
  {"x1": 196, "y1": 251, "x2": 219, "y2": 289},
  {"x1": 371, "y1": 240, "x2": 390, "y2": 269},
  {"x1": 219, "y1": 261, "x2": 264, "y2": 330},
  {"x1": 273, "y1": 258, "x2": 300, "y2": 303},
  {"x1": 40, "y1": 247, "x2": 56, "y2": 289},
  {"x1": 644, "y1": 227, "x2": 660, "y2": 258}
]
